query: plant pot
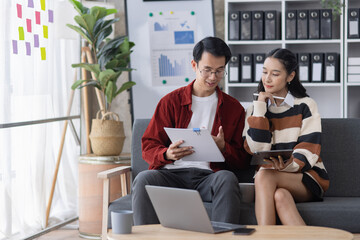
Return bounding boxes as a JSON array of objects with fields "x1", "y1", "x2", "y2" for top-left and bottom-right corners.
[{"x1": 89, "y1": 111, "x2": 125, "y2": 156}]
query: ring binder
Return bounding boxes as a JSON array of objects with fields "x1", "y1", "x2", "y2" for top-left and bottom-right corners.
[
  {"x1": 240, "y1": 11, "x2": 252, "y2": 40},
  {"x1": 297, "y1": 10, "x2": 309, "y2": 39},
  {"x1": 309, "y1": 10, "x2": 320, "y2": 39},
  {"x1": 229, "y1": 11, "x2": 240, "y2": 40},
  {"x1": 228, "y1": 55, "x2": 240, "y2": 83},
  {"x1": 265, "y1": 10, "x2": 277, "y2": 40},
  {"x1": 320, "y1": 9, "x2": 332, "y2": 39},
  {"x1": 348, "y1": 8, "x2": 360, "y2": 39},
  {"x1": 286, "y1": 10, "x2": 297, "y2": 39},
  {"x1": 252, "y1": 11, "x2": 264, "y2": 40}
]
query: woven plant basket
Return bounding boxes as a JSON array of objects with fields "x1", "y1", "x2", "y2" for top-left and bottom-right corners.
[{"x1": 89, "y1": 111, "x2": 125, "y2": 156}]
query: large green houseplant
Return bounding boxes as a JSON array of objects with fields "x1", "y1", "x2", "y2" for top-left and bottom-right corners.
[{"x1": 67, "y1": 0, "x2": 135, "y2": 156}]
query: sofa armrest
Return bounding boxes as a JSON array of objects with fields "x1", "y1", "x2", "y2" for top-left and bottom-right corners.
[{"x1": 97, "y1": 166, "x2": 132, "y2": 240}]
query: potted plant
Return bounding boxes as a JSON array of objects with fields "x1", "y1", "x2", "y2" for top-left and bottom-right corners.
[
  {"x1": 321, "y1": 0, "x2": 343, "y2": 18},
  {"x1": 67, "y1": 0, "x2": 135, "y2": 156}
]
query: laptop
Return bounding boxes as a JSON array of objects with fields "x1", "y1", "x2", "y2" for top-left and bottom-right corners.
[{"x1": 145, "y1": 185, "x2": 245, "y2": 234}]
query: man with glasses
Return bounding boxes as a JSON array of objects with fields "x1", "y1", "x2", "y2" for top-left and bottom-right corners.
[{"x1": 132, "y1": 37, "x2": 250, "y2": 225}]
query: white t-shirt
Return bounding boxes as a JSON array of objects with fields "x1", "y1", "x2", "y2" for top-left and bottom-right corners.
[{"x1": 164, "y1": 91, "x2": 218, "y2": 170}]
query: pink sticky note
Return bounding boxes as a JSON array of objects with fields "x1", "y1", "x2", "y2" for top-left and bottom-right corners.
[
  {"x1": 12, "y1": 40, "x2": 18, "y2": 54},
  {"x1": 17, "y1": 4, "x2": 22, "y2": 18},
  {"x1": 34, "y1": 34, "x2": 39, "y2": 48},
  {"x1": 28, "y1": 0, "x2": 34, "y2": 8},
  {"x1": 48, "y1": 10, "x2": 54, "y2": 23},
  {"x1": 26, "y1": 19, "x2": 32, "y2": 33},
  {"x1": 35, "y1": 11, "x2": 40, "y2": 25},
  {"x1": 26, "y1": 42, "x2": 31, "y2": 56}
]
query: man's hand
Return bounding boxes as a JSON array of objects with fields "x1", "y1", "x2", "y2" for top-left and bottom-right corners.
[
  {"x1": 212, "y1": 126, "x2": 225, "y2": 152},
  {"x1": 165, "y1": 140, "x2": 194, "y2": 161}
]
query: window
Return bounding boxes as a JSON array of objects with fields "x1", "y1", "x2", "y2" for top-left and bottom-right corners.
[{"x1": 0, "y1": 0, "x2": 80, "y2": 238}]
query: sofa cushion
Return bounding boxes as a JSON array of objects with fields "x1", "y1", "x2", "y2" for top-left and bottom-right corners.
[
  {"x1": 298, "y1": 197, "x2": 360, "y2": 233},
  {"x1": 237, "y1": 197, "x2": 360, "y2": 233},
  {"x1": 321, "y1": 119, "x2": 360, "y2": 197}
]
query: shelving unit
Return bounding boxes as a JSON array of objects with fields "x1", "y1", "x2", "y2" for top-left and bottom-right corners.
[
  {"x1": 344, "y1": 0, "x2": 360, "y2": 118},
  {"x1": 224, "y1": 0, "x2": 345, "y2": 118}
]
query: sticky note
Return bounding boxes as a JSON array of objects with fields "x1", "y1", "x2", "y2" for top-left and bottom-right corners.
[
  {"x1": 34, "y1": 34, "x2": 39, "y2": 47},
  {"x1": 40, "y1": 0, "x2": 45, "y2": 11},
  {"x1": 41, "y1": 47, "x2": 46, "y2": 60},
  {"x1": 17, "y1": 4, "x2": 22, "y2": 18},
  {"x1": 43, "y1": 25, "x2": 48, "y2": 39},
  {"x1": 27, "y1": 19, "x2": 32, "y2": 32},
  {"x1": 26, "y1": 42, "x2": 31, "y2": 56},
  {"x1": 28, "y1": 0, "x2": 34, "y2": 8},
  {"x1": 18, "y1": 27, "x2": 24, "y2": 40},
  {"x1": 12, "y1": 40, "x2": 18, "y2": 54},
  {"x1": 35, "y1": 12, "x2": 40, "y2": 24},
  {"x1": 48, "y1": 10, "x2": 53, "y2": 23}
]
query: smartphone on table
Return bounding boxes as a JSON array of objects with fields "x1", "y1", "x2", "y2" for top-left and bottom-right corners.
[{"x1": 233, "y1": 227, "x2": 255, "y2": 235}]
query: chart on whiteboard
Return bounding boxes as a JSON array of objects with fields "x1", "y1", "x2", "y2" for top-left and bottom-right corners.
[{"x1": 148, "y1": 11, "x2": 197, "y2": 86}]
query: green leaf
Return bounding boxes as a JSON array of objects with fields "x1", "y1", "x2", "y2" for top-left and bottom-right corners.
[
  {"x1": 115, "y1": 81, "x2": 136, "y2": 96},
  {"x1": 113, "y1": 67, "x2": 134, "y2": 72},
  {"x1": 95, "y1": 26, "x2": 113, "y2": 50},
  {"x1": 90, "y1": 6, "x2": 108, "y2": 21},
  {"x1": 66, "y1": 24, "x2": 92, "y2": 44},
  {"x1": 105, "y1": 81, "x2": 116, "y2": 104},
  {"x1": 78, "y1": 80, "x2": 101, "y2": 90},
  {"x1": 71, "y1": 63, "x2": 100, "y2": 78},
  {"x1": 93, "y1": 19, "x2": 118, "y2": 39},
  {"x1": 119, "y1": 37, "x2": 130, "y2": 53},
  {"x1": 74, "y1": 14, "x2": 96, "y2": 36},
  {"x1": 99, "y1": 69, "x2": 116, "y2": 88},
  {"x1": 68, "y1": 0, "x2": 89, "y2": 15},
  {"x1": 106, "y1": 9, "x2": 118, "y2": 16},
  {"x1": 105, "y1": 59, "x2": 119, "y2": 69},
  {"x1": 71, "y1": 79, "x2": 88, "y2": 90}
]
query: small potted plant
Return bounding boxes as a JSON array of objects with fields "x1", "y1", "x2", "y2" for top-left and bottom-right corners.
[{"x1": 67, "y1": 0, "x2": 135, "y2": 156}]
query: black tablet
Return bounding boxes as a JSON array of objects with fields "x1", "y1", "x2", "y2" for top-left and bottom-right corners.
[{"x1": 250, "y1": 149, "x2": 293, "y2": 165}]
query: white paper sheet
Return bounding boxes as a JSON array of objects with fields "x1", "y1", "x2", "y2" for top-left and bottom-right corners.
[{"x1": 164, "y1": 128, "x2": 225, "y2": 162}]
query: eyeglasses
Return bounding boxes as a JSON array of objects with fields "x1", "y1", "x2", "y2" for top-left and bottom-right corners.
[{"x1": 199, "y1": 68, "x2": 227, "y2": 78}]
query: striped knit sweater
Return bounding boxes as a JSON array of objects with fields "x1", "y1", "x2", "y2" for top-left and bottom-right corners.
[{"x1": 243, "y1": 97, "x2": 329, "y2": 194}]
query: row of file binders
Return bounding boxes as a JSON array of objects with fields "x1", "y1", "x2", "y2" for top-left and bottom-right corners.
[
  {"x1": 348, "y1": 9, "x2": 360, "y2": 38},
  {"x1": 286, "y1": 9, "x2": 333, "y2": 39},
  {"x1": 228, "y1": 10, "x2": 280, "y2": 40},
  {"x1": 228, "y1": 53, "x2": 339, "y2": 83}
]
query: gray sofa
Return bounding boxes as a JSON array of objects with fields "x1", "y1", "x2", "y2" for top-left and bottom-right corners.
[{"x1": 107, "y1": 118, "x2": 360, "y2": 233}]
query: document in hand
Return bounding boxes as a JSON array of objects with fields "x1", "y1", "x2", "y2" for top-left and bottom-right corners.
[{"x1": 164, "y1": 128, "x2": 225, "y2": 162}]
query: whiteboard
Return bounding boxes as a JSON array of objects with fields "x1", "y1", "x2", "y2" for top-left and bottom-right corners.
[{"x1": 126, "y1": 0, "x2": 214, "y2": 119}]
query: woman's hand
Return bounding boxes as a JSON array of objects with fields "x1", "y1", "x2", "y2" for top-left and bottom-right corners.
[
  {"x1": 165, "y1": 140, "x2": 194, "y2": 161},
  {"x1": 264, "y1": 155, "x2": 291, "y2": 171},
  {"x1": 256, "y1": 91, "x2": 275, "y2": 105}
]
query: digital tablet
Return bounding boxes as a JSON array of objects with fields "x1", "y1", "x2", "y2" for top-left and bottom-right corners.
[{"x1": 250, "y1": 149, "x2": 293, "y2": 165}]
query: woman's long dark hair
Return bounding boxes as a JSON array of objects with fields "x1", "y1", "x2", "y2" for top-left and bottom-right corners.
[{"x1": 257, "y1": 48, "x2": 309, "y2": 98}]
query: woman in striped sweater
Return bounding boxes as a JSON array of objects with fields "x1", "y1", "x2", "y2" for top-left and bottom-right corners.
[{"x1": 243, "y1": 48, "x2": 329, "y2": 225}]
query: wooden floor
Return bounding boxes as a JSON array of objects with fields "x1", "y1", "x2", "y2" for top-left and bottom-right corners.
[{"x1": 35, "y1": 221, "x2": 360, "y2": 240}]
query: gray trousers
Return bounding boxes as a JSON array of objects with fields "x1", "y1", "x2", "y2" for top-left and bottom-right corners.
[{"x1": 132, "y1": 168, "x2": 241, "y2": 225}]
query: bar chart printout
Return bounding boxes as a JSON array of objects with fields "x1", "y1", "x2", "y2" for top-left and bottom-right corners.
[
  {"x1": 148, "y1": 11, "x2": 197, "y2": 86},
  {"x1": 159, "y1": 54, "x2": 185, "y2": 77}
]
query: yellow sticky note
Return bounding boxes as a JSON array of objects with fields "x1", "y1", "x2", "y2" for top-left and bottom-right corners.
[
  {"x1": 19, "y1": 27, "x2": 24, "y2": 40},
  {"x1": 40, "y1": 0, "x2": 45, "y2": 11},
  {"x1": 41, "y1": 47, "x2": 46, "y2": 60},
  {"x1": 43, "y1": 25, "x2": 48, "y2": 39}
]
